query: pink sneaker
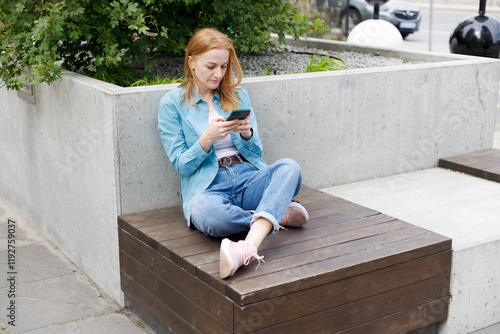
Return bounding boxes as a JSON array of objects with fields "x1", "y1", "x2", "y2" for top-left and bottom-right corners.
[
  {"x1": 279, "y1": 202, "x2": 309, "y2": 229},
  {"x1": 219, "y1": 239, "x2": 265, "y2": 279}
]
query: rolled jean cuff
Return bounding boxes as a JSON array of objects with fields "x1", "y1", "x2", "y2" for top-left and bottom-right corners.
[{"x1": 252, "y1": 211, "x2": 280, "y2": 234}]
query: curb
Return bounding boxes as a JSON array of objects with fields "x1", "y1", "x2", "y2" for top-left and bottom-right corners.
[{"x1": 412, "y1": 2, "x2": 500, "y2": 14}]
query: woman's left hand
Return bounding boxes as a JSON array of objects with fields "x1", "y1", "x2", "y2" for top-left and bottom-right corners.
[{"x1": 234, "y1": 116, "x2": 252, "y2": 140}]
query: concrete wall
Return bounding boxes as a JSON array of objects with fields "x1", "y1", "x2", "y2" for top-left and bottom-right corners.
[
  {"x1": 449, "y1": 239, "x2": 500, "y2": 333},
  {"x1": 245, "y1": 60, "x2": 498, "y2": 185},
  {"x1": 119, "y1": 38, "x2": 500, "y2": 216},
  {"x1": 1, "y1": 38, "x2": 499, "y2": 304},
  {"x1": 0, "y1": 73, "x2": 123, "y2": 302}
]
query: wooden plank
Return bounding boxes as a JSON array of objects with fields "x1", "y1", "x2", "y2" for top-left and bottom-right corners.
[
  {"x1": 226, "y1": 229, "x2": 450, "y2": 305},
  {"x1": 165, "y1": 234, "x2": 221, "y2": 255},
  {"x1": 193, "y1": 218, "x2": 404, "y2": 296},
  {"x1": 260, "y1": 213, "x2": 395, "y2": 251},
  {"x1": 137, "y1": 220, "x2": 197, "y2": 255},
  {"x1": 120, "y1": 251, "x2": 233, "y2": 333},
  {"x1": 118, "y1": 212, "x2": 186, "y2": 252},
  {"x1": 157, "y1": 201, "x2": 380, "y2": 286},
  {"x1": 248, "y1": 275, "x2": 449, "y2": 334},
  {"x1": 306, "y1": 200, "x2": 378, "y2": 221},
  {"x1": 484, "y1": 165, "x2": 500, "y2": 182},
  {"x1": 187, "y1": 214, "x2": 398, "y2": 271},
  {"x1": 235, "y1": 251, "x2": 451, "y2": 332},
  {"x1": 190, "y1": 211, "x2": 390, "y2": 288},
  {"x1": 117, "y1": 184, "x2": 347, "y2": 236},
  {"x1": 439, "y1": 149, "x2": 500, "y2": 165},
  {"x1": 119, "y1": 187, "x2": 377, "y2": 276},
  {"x1": 184, "y1": 205, "x2": 381, "y2": 264},
  {"x1": 139, "y1": 217, "x2": 192, "y2": 240},
  {"x1": 336, "y1": 297, "x2": 450, "y2": 334},
  {"x1": 121, "y1": 272, "x2": 204, "y2": 334},
  {"x1": 129, "y1": 212, "x2": 185, "y2": 231},
  {"x1": 118, "y1": 205, "x2": 183, "y2": 224},
  {"x1": 298, "y1": 196, "x2": 360, "y2": 212},
  {"x1": 159, "y1": 237, "x2": 223, "y2": 278},
  {"x1": 218, "y1": 221, "x2": 440, "y2": 285},
  {"x1": 199, "y1": 218, "x2": 410, "y2": 280},
  {"x1": 470, "y1": 157, "x2": 500, "y2": 169},
  {"x1": 119, "y1": 228, "x2": 233, "y2": 326},
  {"x1": 158, "y1": 234, "x2": 222, "y2": 276},
  {"x1": 118, "y1": 206, "x2": 183, "y2": 235},
  {"x1": 439, "y1": 149, "x2": 500, "y2": 182},
  {"x1": 293, "y1": 185, "x2": 338, "y2": 203}
]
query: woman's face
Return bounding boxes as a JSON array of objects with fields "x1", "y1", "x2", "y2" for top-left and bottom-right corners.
[{"x1": 188, "y1": 48, "x2": 230, "y2": 96}]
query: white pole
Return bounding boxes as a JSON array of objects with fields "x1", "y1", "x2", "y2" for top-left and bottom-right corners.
[{"x1": 429, "y1": 0, "x2": 434, "y2": 51}]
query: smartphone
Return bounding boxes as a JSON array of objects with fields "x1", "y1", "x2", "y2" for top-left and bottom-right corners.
[{"x1": 226, "y1": 109, "x2": 250, "y2": 121}]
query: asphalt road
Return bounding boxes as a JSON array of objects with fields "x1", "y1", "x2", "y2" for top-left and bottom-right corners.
[{"x1": 403, "y1": 9, "x2": 478, "y2": 53}]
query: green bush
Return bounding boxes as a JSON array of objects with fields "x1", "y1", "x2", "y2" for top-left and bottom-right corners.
[
  {"x1": 0, "y1": 0, "x2": 327, "y2": 90},
  {"x1": 90, "y1": 65, "x2": 184, "y2": 87},
  {"x1": 305, "y1": 54, "x2": 345, "y2": 72}
]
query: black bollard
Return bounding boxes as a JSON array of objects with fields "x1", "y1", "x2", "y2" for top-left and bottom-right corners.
[{"x1": 449, "y1": 0, "x2": 500, "y2": 58}]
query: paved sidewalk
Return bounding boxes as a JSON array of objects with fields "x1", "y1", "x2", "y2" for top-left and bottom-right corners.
[{"x1": 0, "y1": 200, "x2": 154, "y2": 334}]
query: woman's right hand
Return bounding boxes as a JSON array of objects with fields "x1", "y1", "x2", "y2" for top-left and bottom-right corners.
[{"x1": 199, "y1": 116, "x2": 239, "y2": 152}]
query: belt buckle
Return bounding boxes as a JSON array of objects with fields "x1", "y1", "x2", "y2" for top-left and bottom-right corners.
[{"x1": 219, "y1": 156, "x2": 232, "y2": 167}]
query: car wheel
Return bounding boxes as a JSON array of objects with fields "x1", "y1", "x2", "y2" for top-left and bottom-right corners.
[{"x1": 341, "y1": 8, "x2": 362, "y2": 34}]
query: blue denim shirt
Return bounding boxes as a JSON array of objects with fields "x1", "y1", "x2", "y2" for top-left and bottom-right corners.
[{"x1": 158, "y1": 86, "x2": 267, "y2": 225}]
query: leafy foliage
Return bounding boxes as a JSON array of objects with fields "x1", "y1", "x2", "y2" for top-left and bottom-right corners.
[
  {"x1": 0, "y1": 0, "x2": 328, "y2": 89},
  {"x1": 305, "y1": 54, "x2": 345, "y2": 72},
  {"x1": 90, "y1": 65, "x2": 183, "y2": 86}
]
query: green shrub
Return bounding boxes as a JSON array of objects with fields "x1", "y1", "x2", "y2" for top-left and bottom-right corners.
[
  {"x1": 0, "y1": 0, "x2": 328, "y2": 90},
  {"x1": 90, "y1": 65, "x2": 183, "y2": 87},
  {"x1": 305, "y1": 54, "x2": 345, "y2": 72}
]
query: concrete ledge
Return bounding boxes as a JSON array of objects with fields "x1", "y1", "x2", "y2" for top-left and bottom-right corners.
[{"x1": 320, "y1": 168, "x2": 500, "y2": 333}]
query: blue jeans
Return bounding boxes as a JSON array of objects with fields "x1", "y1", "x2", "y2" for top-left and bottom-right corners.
[{"x1": 190, "y1": 158, "x2": 302, "y2": 237}]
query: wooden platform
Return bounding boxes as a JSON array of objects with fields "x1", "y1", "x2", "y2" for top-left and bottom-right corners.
[
  {"x1": 439, "y1": 149, "x2": 500, "y2": 183},
  {"x1": 118, "y1": 186, "x2": 452, "y2": 334}
]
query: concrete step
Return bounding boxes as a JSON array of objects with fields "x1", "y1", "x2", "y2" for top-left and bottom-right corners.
[
  {"x1": 320, "y1": 166, "x2": 500, "y2": 333},
  {"x1": 471, "y1": 322, "x2": 500, "y2": 334}
]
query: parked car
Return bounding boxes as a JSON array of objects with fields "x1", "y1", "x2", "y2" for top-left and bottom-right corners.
[{"x1": 340, "y1": 0, "x2": 421, "y2": 39}]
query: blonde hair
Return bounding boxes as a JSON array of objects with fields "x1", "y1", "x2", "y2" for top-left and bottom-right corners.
[{"x1": 180, "y1": 28, "x2": 243, "y2": 112}]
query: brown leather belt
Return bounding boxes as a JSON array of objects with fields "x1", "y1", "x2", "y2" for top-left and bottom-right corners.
[{"x1": 218, "y1": 154, "x2": 247, "y2": 168}]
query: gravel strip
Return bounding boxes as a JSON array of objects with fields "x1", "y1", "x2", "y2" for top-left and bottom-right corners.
[{"x1": 153, "y1": 44, "x2": 423, "y2": 79}]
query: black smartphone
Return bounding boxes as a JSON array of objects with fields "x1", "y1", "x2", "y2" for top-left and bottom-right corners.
[{"x1": 226, "y1": 109, "x2": 250, "y2": 121}]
